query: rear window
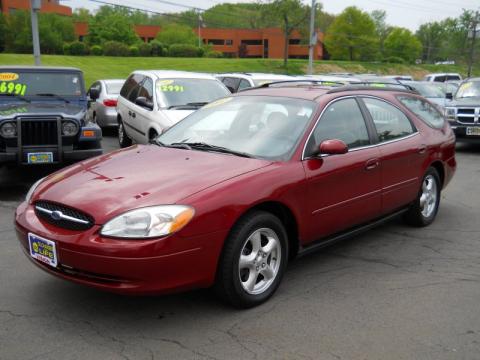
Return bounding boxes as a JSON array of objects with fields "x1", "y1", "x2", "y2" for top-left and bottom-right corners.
[
  {"x1": 397, "y1": 96, "x2": 445, "y2": 129},
  {"x1": 106, "y1": 81, "x2": 124, "y2": 94}
]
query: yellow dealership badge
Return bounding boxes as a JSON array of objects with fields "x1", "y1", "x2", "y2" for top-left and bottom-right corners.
[
  {"x1": 158, "y1": 79, "x2": 174, "y2": 86},
  {"x1": 0, "y1": 73, "x2": 19, "y2": 81},
  {"x1": 28, "y1": 233, "x2": 58, "y2": 268}
]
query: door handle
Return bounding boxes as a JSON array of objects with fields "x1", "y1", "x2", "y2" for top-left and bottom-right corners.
[
  {"x1": 417, "y1": 144, "x2": 427, "y2": 154},
  {"x1": 365, "y1": 158, "x2": 379, "y2": 171}
]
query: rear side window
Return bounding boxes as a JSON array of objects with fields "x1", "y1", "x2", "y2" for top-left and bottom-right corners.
[
  {"x1": 238, "y1": 79, "x2": 251, "y2": 91},
  {"x1": 306, "y1": 98, "x2": 370, "y2": 155},
  {"x1": 221, "y1": 77, "x2": 240, "y2": 92},
  {"x1": 397, "y1": 96, "x2": 445, "y2": 129},
  {"x1": 363, "y1": 98, "x2": 415, "y2": 142},
  {"x1": 137, "y1": 78, "x2": 154, "y2": 102},
  {"x1": 120, "y1": 74, "x2": 143, "y2": 99}
]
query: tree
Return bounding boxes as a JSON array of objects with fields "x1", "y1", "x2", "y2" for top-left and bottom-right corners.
[
  {"x1": 262, "y1": 0, "x2": 309, "y2": 67},
  {"x1": 384, "y1": 27, "x2": 422, "y2": 63},
  {"x1": 324, "y1": 6, "x2": 379, "y2": 61},
  {"x1": 156, "y1": 23, "x2": 197, "y2": 46},
  {"x1": 73, "y1": 8, "x2": 90, "y2": 22},
  {"x1": 416, "y1": 22, "x2": 445, "y2": 62},
  {"x1": 0, "y1": 13, "x2": 6, "y2": 52},
  {"x1": 88, "y1": 6, "x2": 139, "y2": 46},
  {"x1": 371, "y1": 10, "x2": 391, "y2": 58}
]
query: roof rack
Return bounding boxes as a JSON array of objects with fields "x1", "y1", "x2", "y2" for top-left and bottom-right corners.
[{"x1": 326, "y1": 81, "x2": 418, "y2": 94}]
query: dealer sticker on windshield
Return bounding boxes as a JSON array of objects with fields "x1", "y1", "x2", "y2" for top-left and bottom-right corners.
[{"x1": 28, "y1": 233, "x2": 58, "y2": 268}]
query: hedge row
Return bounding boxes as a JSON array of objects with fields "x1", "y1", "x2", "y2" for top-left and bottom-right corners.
[{"x1": 62, "y1": 40, "x2": 221, "y2": 58}]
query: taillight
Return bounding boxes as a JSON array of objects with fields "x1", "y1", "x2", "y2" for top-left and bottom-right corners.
[{"x1": 103, "y1": 99, "x2": 118, "y2": 107}]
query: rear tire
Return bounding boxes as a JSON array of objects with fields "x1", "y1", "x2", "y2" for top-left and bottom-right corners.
[
  {"x1": 118, "y1": 118, "x2": 132, "y2": 148},
  {"x1": 404, "y1": 167, "x2": 441, "y2": 227},
  {"x1": 214, "y1": 211, "x2": 288, "y2": 308}
]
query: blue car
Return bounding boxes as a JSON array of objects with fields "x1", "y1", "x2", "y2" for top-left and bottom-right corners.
[{"x1": 0, "y1": 66, "x2": 102, "y2": 166}]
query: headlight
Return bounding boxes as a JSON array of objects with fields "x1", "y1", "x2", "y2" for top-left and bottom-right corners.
[
  {"x1": 0, "y1": 122, "x2": 17, "y2": 138},
  {"x1": 444, "y1": 107, "x2": 456, "y2": 122},
  {"x1": 100, "y1": 205, "x2": 195, "y2": 239},
  {"x1": 26, "y1": 177, "x2": 46, "y2": 203},
  {"x1": 62, "y1": 121, "x2": 79, "y2": 136}
]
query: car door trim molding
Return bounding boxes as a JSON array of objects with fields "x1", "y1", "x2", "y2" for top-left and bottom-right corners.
[{"x1": 312, "y1": 188, "x2": 382, "y2": 215}]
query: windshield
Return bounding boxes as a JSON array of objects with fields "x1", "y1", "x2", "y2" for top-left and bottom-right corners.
[
  {"x1": 410, "y1": 83, "x2": 445, "y2": 98},
  {"x1": 158, "y1": 96, "x2": 316, "y2": 160},
  {"x1": 156, "y1": 78, "x2": 229, "y2": 108},
  {"x1": 105, "y1": 81, "x2": 124, "y2": 94},
  {"x1": 455, "y1": 81, "x2": 480, "y2": 99},
  {"x1": 0, "y1": 71, "x2": 83, "y2": 97}
]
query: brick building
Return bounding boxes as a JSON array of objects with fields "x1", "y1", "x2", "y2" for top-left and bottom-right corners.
[{"x1": 0, "y1": 0, "x2": 71, "y2": 15}]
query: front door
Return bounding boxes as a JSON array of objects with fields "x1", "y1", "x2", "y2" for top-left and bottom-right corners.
[{"x1": 302, "y1": 97, "x2": 382, "y2": 242}]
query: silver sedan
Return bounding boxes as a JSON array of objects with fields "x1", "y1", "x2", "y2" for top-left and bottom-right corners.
[{"x1": 87, "y1": 79, "x2": 125, "y2": 128}]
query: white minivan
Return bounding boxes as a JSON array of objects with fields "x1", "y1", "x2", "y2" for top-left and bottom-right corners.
[{"x1": 116, "y1": 70, "x2": 230, "y2": 147}]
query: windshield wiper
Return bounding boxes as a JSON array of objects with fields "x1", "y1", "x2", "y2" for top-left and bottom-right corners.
[
  {"x1": 153, "y1": 139, "x2": 192, "y2": 150},
  {"x1": 34, "y1": 93, "x2": 70, "y2": 103},
  {"x1": 0, "y1": 93, "x2": 31, "y2": 102},
  {"x1": 178, "y1": 142, "x2": 253, "y2": 158},
  {"x1": 167, "y1": 102, "x2": 208, "y2": 110}
]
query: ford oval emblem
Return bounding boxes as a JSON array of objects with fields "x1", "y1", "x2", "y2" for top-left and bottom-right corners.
[{"x1": 51, "y1": 210, "x2": 63, "y2": 221}]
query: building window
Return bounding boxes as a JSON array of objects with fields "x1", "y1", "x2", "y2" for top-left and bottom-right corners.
[
  {"x1": 225, "y1": 39, "x2": 233, "y2": 46},
  {"x1": 207, "y1": 39, "x2": 225, "y2": 45},
  {"x1": 79, "y1": 35, "x2": 84, "y2": 42},
  {"x1": 289, "y1": 39, "x2": 301, "y2": 45},
  {"x1": 241, "y1": 40, "x2": 263, "y2": 45}
]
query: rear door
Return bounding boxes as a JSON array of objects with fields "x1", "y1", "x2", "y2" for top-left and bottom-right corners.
[
  {"x1": 118, "y1": 74, "x2": 143, "y2": 142},
  {"x1": 360, "y1": 96, "x2": 423, "y2": 215},
  {"x1": 302, "y1": 97, "x2": 382, "y2": 241}
]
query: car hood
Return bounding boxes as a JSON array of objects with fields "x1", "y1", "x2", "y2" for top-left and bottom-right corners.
[
  {"x1": 34, "y1": 145, "x2": 272, "y2": 224},
  {"x1": 0, "y1": 101, "x2": 85, "y2": 120},
  {"x1": 163, "y1": 109, "x2": 195, "y2": 125},
  {"x1": 449, "y1": 97, "x2": 480, "y2": 107}
]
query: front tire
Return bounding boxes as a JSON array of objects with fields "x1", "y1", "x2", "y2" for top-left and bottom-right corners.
[
  {"x1": 404, "y1": 167, "x2": 441, "y2": 227},
  {"x1": 215, "y1": 211, "x2": 288, "y2": 308},
  {"x1": 118, "y1": 118, "x2": 132, "y2": 148}
]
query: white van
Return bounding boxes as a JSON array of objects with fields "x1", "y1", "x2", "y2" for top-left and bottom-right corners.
[{"x1": 116, "y1": 70, "x2": 230, "y2": 147}]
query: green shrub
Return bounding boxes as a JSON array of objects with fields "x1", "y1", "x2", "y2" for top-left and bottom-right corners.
[
  {"x1": 63, "y1": 43, "x2": 70, "y2": 55},
  {"x1": 129, "y1": 45, "x2": 139, "y2": 57},
  {"x1": 382, "y1": 56, "x2": 405, "y2": 64},
  {"x1": 138, "y1": 43, "x2": 152, "y2": 57},
  {"x1": 103, "y1": 41, "x2": 130, "y2": 56},
  {"x1": 205, "y1": 50, "x2": 223, "y2": 58},
  {"x1": 150, "y1": 40, "x2": 165, "y2": 56},
  {"x1": 90, "y1": 45, "x2": 103, "y2": 56},
  {"x1": 168, "y1": 44, "x2": 202, "y2": 57},
  {"x1": 67, "y1": 41, "x2": 88, "y2": 56}
]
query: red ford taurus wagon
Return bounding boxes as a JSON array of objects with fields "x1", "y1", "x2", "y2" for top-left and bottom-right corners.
[{"x1": 15, "y1": 82, "x2": 456, "y2": 308}]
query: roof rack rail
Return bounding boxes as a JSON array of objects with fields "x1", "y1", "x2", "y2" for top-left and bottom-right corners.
[{"x1": 326, "y1": 81, "x2": 418, "y2": 94}]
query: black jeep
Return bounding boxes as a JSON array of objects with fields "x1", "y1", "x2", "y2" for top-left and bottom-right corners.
[
  {"x1": 0, "y1": 66, "x2": 102, "y2": 166},
  {"x1": 444, "y1": 78, "x2": 480, "y2": 142}
]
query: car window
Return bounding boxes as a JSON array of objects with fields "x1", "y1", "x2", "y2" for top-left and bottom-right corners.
[
  {"x1": 127, "y1": 76, "x2": 144, "y2": 103},
  {"x1": 363, "y1": 97, "x2": 415, "y2": 142},
  {"x1": 397, "y1": 96, "x2": 444, "y2": 129},
  {"x1": 306, "y1": 98, "x2": 370, "y2": 155},
  {"x1": 137, "y1": 78, "x2": 154, "y2": 103},
  {"x1": 446, "y1": 75, "x2": 460, "y2": 81},
  {"x1": 159, "y1": 96, "x2": 315, "y2": 160},
  {"x1": 120, "y1": 74, "x2": 143, "y2": 100},
  {"x1": 433, "y1": 76, "x2": 446, "y2": 82},
  {"x1": 105, "y1": 82, "x2": 123, "y2": 95},
  {"x1": 221, "y1": 77, "x2": 240, "y2": 92},
  {"x1": 238, "y1": 79, "x2": 251, "y2": 91}
]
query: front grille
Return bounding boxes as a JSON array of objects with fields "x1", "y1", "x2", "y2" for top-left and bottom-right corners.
[
  {"x1": 34, "y1": 200, "x2": 94, "y2": 231},
  {"x1": 21, "y1": 119, "x2": 58, "y2": 146},
  {"x1": 457, "y1": 108, "x2": 478, "y2": 124}
]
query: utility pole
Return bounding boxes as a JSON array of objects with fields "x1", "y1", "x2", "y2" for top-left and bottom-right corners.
[
  {"x1": 467, "y1": 11, "x2": 479, "y2": 78},
  {"x1": 197, "y1": 11, "x2": 203, "y2": 48},
  {"x1": 307, "y1": 0, "x2": 316, "y2": 75},
  {"x1": 30, "y1": 0, "x2": 41, "y2": 66}
]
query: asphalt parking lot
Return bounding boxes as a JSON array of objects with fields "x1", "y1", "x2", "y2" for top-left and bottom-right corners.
[{"x1": 1, "y1": 131, "x2": 480, "y2": 360}]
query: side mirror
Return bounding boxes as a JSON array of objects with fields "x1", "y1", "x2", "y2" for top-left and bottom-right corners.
[
  {"x1": 89, "y1": 88, "x2": 100, "y2": 101},
  {"x1": 135, "y1": 97, "x2": 154, "y2": 110},
  {"x1": 318, "y1": 139, "x2": 348, "y2": 155},
  {"x1": 445, "y1": 92, "x2": 453, "y2": 100}
]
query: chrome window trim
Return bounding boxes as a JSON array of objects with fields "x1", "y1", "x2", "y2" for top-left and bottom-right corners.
[{"x1": 302, "y1": 95, "x2": 419, "y2": 160}]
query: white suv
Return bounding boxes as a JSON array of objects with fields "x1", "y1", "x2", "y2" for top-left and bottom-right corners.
[
  {"x1": 216, "y1": 73, "x2": 295, "y2": 93},
  {"x1": 117, "y1": 70, "x2": 230, "y2": 147},
  {"x1": 423, "y1": 73, "x2": 462, "y2": 82}
]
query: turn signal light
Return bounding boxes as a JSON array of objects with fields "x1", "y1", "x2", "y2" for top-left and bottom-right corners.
[{"x1": 83, "y1": 130, "x2": 95, "y2": 137}]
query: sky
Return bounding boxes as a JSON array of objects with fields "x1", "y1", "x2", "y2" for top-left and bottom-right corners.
[{"x1": 66, "y1": 0, "x2": 480, "y2": 31}]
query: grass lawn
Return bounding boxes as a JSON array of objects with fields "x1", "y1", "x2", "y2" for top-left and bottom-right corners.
[{"x1": 0, "y1": 53, "x2": 477, "y2": 87}]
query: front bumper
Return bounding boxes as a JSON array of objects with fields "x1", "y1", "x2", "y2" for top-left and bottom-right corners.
[
  {"x1": 0, "y1": 147, "x2": 103, "y2": 165},
  {"x1": 15, "y1": 201, "x2": 227, "y2": 295},
  {"x1": 451, "y1": 123, "x2": 480, "y2": 142}
]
